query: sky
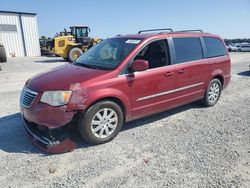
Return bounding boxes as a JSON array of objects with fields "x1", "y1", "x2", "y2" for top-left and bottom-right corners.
[{"x1": 1, "y1": 0, "x2": 250, "y2": 39}]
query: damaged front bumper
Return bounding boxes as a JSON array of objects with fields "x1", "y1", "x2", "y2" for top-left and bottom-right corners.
[{"x1": 22, "y1": 117, "x2": 76, "y2": 154}]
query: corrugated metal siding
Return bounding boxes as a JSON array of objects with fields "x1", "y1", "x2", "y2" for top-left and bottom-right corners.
[
  {"x1": 21, "y1": 14, "x2": 41, "y2": 56},
  {"x1": 0, "y1": 12, "x2": 40, "y2": 57},
  {"x1": 0, "y1": 12, "x2": 25, "y2": 56}
]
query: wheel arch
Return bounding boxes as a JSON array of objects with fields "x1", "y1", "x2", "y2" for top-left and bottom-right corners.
[
  {"x1": 211, "y1": 69, "x2": 224, "y2": 87},
  {"x1": 91, "y1": 97, "x2": 126, "y2": 114},
  {"x1": 212, "y1": 74, "x2": 224, "y2": 87},
  {"x1": 85, "y1": 96, "x2": 129, "y2": 122}
]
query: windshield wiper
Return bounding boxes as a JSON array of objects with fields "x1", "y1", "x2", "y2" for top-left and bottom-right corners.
[
  {"x1": 74, "y1": 62, "x2": 100, "y2": 69},
  {"x1": 74, "y1": 62, "x2": 113, "y2": 70}
]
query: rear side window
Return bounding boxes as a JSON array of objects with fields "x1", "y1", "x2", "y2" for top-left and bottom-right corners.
[
  {"x1": 204, "y1": 37, "x2": 227, "y2": 58},
  {"x1": 173, "y1": 37, "x2": 203, "y2": 64}
]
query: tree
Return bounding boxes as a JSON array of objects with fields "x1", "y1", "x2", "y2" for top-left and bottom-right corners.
[{"x1": 40, "y1": 36, "x2": 47, "y2": 40}]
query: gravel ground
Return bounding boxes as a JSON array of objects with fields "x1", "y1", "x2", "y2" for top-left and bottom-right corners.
[{"x1": 0, "y1": 53, "x2": 249, "y2": 188}]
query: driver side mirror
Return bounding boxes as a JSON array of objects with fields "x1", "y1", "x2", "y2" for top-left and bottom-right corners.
[{"x1": 130, "y1": 59, "x2": 149, "y2": 72}]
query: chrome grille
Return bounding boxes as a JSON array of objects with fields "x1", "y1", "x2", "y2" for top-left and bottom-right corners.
[{"x1": 20, "y1": 87, "x2": 38, "y2": 108}]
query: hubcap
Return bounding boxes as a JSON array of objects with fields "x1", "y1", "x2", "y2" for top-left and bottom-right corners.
[
  {"x1": 208, "y1": 82, "x2": 220, "y2": 103},
  {"x1": 91, "y1": 108, "x2": 118, "y2": 139},
  {"x1": 72, "y1": 51, "x2": 80, "y2": 60}
]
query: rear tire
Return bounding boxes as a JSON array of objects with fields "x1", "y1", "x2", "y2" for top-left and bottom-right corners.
[
  {"x1": 79, "y1": 101, "x2": 124, "y2": 145},
  {"x1": 0, "y1": 45, "x2": 7, "y2": 63},
  {"x1": 68, "y1": 47, "x2": 82, "y2": 62},
  {"x1": 201, "y1": 78, "x2": 222, "y2": 107}
]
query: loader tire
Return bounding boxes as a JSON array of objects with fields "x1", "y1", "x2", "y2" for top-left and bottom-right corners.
[
  {"x1": 0, "y1": 45, "x2": 7, "y2": 63},
  {"x1": 68, "y1": 47, "x2": 82, "y2": 62}
]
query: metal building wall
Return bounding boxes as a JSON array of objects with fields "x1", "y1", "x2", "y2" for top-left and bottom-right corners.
[
  {"x1": 0, "y1": 12, "x2": 25, "y2": 56},
  {"x1": 21, "y1": 14, "x2": 41, "y2": 56},
  {"x1": 0, "y1": 11, "x2": 41, "y2": 57}
]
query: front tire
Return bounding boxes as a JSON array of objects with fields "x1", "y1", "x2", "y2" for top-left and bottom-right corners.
[
  {"x1": 79, "y1": 101, "x2": 124, "y2": 145},
  {"x1": 68, "y1": 47, "x2": 82, "y2": 62},
  {"x1": 201, "y1": 78, "x2": 222, "y2": 107}
]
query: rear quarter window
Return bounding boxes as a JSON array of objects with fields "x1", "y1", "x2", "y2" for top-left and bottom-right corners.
[
  {"x1": 173, "y1": 37, "x2": 203, "y2": 64},
  {"x1": 204, "y1": 37, "x2": 227, "y2": 58}
]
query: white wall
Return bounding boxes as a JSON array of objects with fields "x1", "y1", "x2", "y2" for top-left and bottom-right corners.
[
  {"x1": 0, "y1": 12, "x2": 25, "y2": 56},
  {"x1": 21, "y1": 14, "x2": 41, "y2": 56},
  {"x1": 0, "y1": 12, "x2": 40, "y2": 57}
]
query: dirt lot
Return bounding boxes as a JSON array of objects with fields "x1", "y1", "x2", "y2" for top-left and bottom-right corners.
[{"x1": 0, "y1": 53, "x2": 249, "y2": 188}]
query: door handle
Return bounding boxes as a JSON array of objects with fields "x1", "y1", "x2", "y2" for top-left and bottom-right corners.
[
  {"x1": 178, "y1": 69, "x2": 187, "y2": 74},
  {"x1": 164, "y1": 72, "x2": 174, "y2": 77}
]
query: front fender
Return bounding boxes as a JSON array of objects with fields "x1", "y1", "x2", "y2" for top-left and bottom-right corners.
[{"x1": 67, "y1": 87, "x2": 131, "y2": 120}]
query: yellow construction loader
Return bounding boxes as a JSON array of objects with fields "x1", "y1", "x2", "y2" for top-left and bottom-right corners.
[{"x1": 52, "y1": 25, "x2": 101, "y2": 62}]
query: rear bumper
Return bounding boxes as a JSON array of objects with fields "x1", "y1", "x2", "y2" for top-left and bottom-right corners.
[
  {"x1": 22, "y1": 116, "x2": 76, "y2": 154},
  {"x1": 223, "y1": 74, "x2": 231, "y2": 90}
]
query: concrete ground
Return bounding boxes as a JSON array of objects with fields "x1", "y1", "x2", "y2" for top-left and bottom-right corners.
[{"x1": 0, "y1": 53, "x2": 249, "y2": 188}]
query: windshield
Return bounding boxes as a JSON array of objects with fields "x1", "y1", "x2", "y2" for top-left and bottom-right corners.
[
  {"x1": 76, "y1": 28, "x2": 87, "y2": 37},
  {"x1": 74, "y1": 38, "x2": 141, "y2": 70}
]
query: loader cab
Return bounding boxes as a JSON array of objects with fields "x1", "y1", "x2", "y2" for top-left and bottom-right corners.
[{"x1": 70, "y1": 26, "x2": 91, "y2": 45}]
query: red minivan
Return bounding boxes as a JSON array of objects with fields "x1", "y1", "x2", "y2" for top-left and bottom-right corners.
[{"x1": 20, "y1": 29, "x2": 231, "y2": 152}]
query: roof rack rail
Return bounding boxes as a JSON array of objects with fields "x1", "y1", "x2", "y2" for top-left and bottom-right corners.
[
  {"x1": 138, "y1": 28, "x2": 173, "y2": 34},
  {"x1": 175, "y1": 30, "x2": 203, "y2": 33}
]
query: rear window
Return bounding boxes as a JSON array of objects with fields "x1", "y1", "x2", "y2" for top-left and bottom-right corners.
[
  {"x1": 173, "y1": 37, "x2": 203, "y2": 64},
  {"x1": 204, "y1": 37, "x2": 227, "y2": 58}
]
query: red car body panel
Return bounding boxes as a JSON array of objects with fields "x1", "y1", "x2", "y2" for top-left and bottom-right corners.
[
  {"x1": 27, "y1": 64, "x2": 110, "y2": 92},
  {"x1": 128, "y1": 65, "x2": 176, "y2": 119},
  {"x1": 20, "y1": 31, "x2": 231, "y2": 153},
  {"x1": 209, "y1": 56, "x2": 231, "y2": 89},
  {"x1": 21, "y1": 99, "x2": 76, "y2": 128}
]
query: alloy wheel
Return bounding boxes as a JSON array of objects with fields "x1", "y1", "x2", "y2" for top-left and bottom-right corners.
[
  {"x1": 208, "y1": 82, "x2": 220, "y2": 103},
  {"x1": 91, "y1": 108, "x2": 118, "y2": 139}
]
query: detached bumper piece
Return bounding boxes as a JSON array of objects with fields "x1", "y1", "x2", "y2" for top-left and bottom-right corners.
[{"x1": 23, "y1": 117, "x2": 76, "y2": 154}]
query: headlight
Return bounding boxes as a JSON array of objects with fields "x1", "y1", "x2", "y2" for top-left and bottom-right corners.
[{"x1": 40, "y1": 91, "x2": 72, "y2": 106}]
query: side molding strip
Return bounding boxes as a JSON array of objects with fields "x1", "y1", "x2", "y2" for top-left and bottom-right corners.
[{"x1": 136, "y1": 82, "x2": 204, "y2": 102}]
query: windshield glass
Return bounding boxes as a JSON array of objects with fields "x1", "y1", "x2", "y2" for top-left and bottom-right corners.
[
  {"x1": 76, "y1": 28, "x2": 87, "y2": 37},
  {"x1": 74, "y1": 38, "x2": 141, "y2": 70}
]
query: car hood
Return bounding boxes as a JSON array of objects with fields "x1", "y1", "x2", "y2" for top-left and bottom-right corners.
[{"x1": 27, "y1": 64, "x2": 110, "y2": 92}]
